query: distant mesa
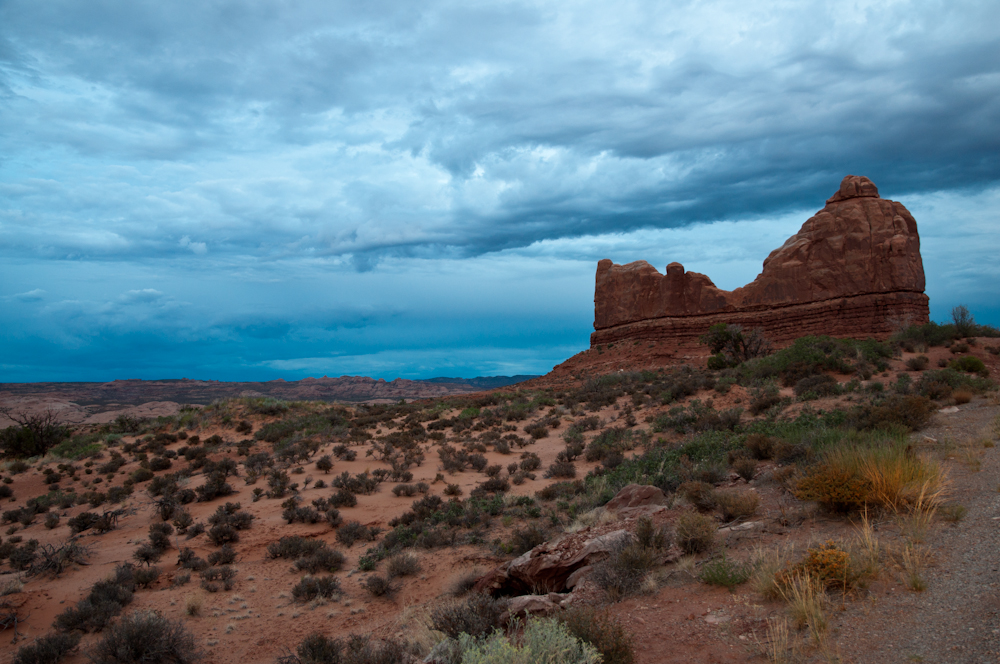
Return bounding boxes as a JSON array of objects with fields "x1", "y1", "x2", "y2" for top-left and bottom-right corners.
[{"x1": 591, "y1": 175, "x2": 929, "y2": 351}]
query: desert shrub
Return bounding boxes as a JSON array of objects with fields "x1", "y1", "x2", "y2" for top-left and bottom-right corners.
[
  {"x1": 794, "y1": 440, "x2": 943, "y2": 512},
  {"x1": 748, "y1": 382, "x2": 783, "y2": 415},
  {"x1": 328, "y1": 489, "x2": 358, "y2": 508},
  {"x1": 12, "y1": 632, "x2": 81, "y2": 664},
  {"x1": 774, "y1": 540, "x2": 866, "y2": 592},
  {"x1": 713, "y1": 488, "x2": 760, "y2": 521},
  {"x1": 199, "y1": 565, "x2": 237, "y2": 592},
  {"x1": 177, "y1": 548, "x2": 209, "y2": 572},
  {"x1": 732, "y1": 457, "x2": 757, "y2": 482},
  {"x1": 674, "y1": 511, "x2": 716, "y2": 554},
  {"x1": 133, "y1": 566, "x2": 161, "y2": 589},
  {"x1": 905, "y1": 355, "x2": 929, "y2": 371},
  {"x1": 331, "y1": 470, "x2": 380, "y2": 496},
  {"x1": 295, "y1": 546, "x2": 345, "y2": 574},
  {"x1": 700, "y1": 323, "x2": 773, "y2": 367},
  {"x1": 585, "y1": 428, "x2": 637, "y2": 463},
  {"x1": 196, "y1": 471, "x2": 234, "y2": 502},
  {"x1": 53, "y1": 565, "x2": 136, "y2": 633},
  {"x1": 953, "y1": 389, "x2": 973, "y2": 404},
  {"x1": 392, "y1": 484, "x2": 419, "y2": 497},
  {"x1": 471, "y1": 476, "x2": 510, "y2": 497},
  {"x1": 793, "y1": 374, "x2": 839, "y2": 399},
  {"x1": 699, "y1": 553, "x2": 751, "y2": 588},
  {"x1": 267, "y1": 536, "x2": 324, "y2": 560},
  {"x1": 444, "y1": 483, "x2": 462, "y2": 497},
  {"x1": 431, "y1": 593, "x2": 509, "y2": 640},
  {"x1": 362, "y1": 574, "x2": 396, "y2": 597},
  {"x1": 148, "y1": 522, "x2": 174, "y2": 551},
  {"x1": 678, "y1": 481, "x2": 717, "y2": 511},
  {"x1": 207, "y1": 524, "x2": 239, "y2": 546},
  {"x1": 88, "y1": 610, "x2": 199, "y2": 664},
  {"x1": 849, "y1": 394, "x2": 936, "y2": 431},
  {"x1": 557, "y1": 607, "x2": 634, "y2": 664},
  {"x1": 950, "y1": 355, "x2": 988, "y2": 376},
  {"x1": 292, "y1": 575, "x2": 341, "y2": 602},
  {"x1": 455, "y1": 616, "x2": 601, "y2": 664},
  {"x1": 283, "y1": 633, "x2": 406, "y2": 664},
  {"x1": 591, "y1": 540, "x2": 658, "y2": 601},
  {"x1": 208, "y1": 502, "x2": 253, "y2": 531},
  {"x1": 519, "y1": 453, "x2": 541, "y2": 472},
  {"x1": 148, "y1": 457, "x2": 172, "y2": 472},
  {"x1": 634, "y1": 516, "x2": 670, "y2": 550},
  {"x1": 336, "y1": 521, "x2": 380, "y2": 547},
  {"x1": 172, "y1": 511, "x2": 193, "y2": 534},
  {"x1": 501, "y1": 524, "x2": 544, "y2": 556},
  {"x1": 43, "y1": 512, "x2": 60, "y2": 530},
  {"x1": 207, "y1": 545, "x2": 237, "y2": 566},
  {"x1": 546, "y1": 460, "x2": 576, "y2": 479},
  {"x1": 385, "y1": 552, "x2": 421, "y2": 578}
]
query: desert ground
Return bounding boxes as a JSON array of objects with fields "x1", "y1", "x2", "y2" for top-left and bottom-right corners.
[{"x1": 1, "y1": 332, "x2": 999, "y2": 663}]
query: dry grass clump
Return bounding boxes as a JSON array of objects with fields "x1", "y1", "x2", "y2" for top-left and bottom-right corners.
[
  {"x1": 385, "y1": 552, "x2": 421, "y2": 579},
  {"x1": 794, "y1": 442, "x2": 945, "y2": 513},
  {"x1": 184, "y1": 593, "x2": 203, "y2": 617},
  {"x1": 780, "y1": 572, "x2": 827, "y2": 642},
  {"x1": 713, "y1": 488, "x2": 760, "y2": 521},
  {"x1": 674, "y1": 511, "x2": 715, "y2": 554}
]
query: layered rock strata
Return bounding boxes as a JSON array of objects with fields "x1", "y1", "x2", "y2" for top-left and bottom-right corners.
[{"x1": 591, "y1": 176, "x2": 929, "y2": 350}]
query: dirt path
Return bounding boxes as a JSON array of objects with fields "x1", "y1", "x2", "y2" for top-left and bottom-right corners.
[{"x1": 835, "y1": 399, "x2": 1000, "y2": 663}]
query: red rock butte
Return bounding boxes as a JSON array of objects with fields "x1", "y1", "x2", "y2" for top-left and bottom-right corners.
[{"x1": 591, "y1": 175, "x2": 930, "y2": 352}]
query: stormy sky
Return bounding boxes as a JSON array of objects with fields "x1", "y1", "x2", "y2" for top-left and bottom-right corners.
[{"x1": 2, "y1": 0, "x2": 999, "y2": 382}]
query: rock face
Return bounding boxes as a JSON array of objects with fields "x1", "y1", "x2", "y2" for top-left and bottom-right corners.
[
  {"x1": 592, "y1": 176, "x2": 929, "y2": 349},
  {"x1": 474, "y1": 529, "x2": 634, "y2": 596}
]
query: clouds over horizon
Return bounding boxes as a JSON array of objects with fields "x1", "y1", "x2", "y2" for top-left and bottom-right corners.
[{"x1": 2, "y1": 0, "x2": 999, "y2": 381}]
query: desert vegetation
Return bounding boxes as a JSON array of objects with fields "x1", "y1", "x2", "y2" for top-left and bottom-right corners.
[{"x1": 0, "y1": 317, "x2": 998, "y2": 663}]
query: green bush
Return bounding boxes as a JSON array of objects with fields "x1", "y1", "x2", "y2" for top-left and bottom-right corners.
[
  {"x1": 699, "y1": 553, "x2": 751, "y2": 588},
  {"x1": 457, "y1": 617, "x2": 601, "y2": 664},
  {"x1": 949, "y1": 355, "x2": 988, "y2": 376}
]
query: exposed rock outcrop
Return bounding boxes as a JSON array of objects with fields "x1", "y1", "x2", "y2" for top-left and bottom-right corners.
[
  {"x1": 591, "y1": 176, "x2": 929, "y2": 350},
  {"x1": 475, "y1": 529, "x2": 634, "y2": 596}
]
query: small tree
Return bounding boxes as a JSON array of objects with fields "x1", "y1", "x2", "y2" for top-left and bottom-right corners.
[
  {"x1": 952, "y1": 305, "x2": 975, "y2": 337},
  {"x1": 699, "y1": 324, "x2": 773, "y2": 368},
  {"x1": 0, "y1": 409, "x2": 71, "y2": 458}
]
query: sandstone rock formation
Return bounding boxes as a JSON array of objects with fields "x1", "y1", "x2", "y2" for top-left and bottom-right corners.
[
  {"x1": 475, "y1": 529, "x2": 634, "y2": 596},
  {"x1": 591, "y1": 176, "x2": 929, "y2": 350}
]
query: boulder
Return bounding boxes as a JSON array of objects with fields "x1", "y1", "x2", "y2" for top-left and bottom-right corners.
[
  {"x1": 604, "y1": 484, "x2": 668, "y2": 511},
  {"x1": 502, "y1": 594, "x2": 563, "y2": 621},
  {"x1": 475, "y1": 529, "x2": 634, "y2": 596}
]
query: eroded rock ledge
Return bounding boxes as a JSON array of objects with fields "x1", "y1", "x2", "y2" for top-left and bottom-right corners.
[{"x1": 591, "y1": 176, "x2": 929, "y2": 350}]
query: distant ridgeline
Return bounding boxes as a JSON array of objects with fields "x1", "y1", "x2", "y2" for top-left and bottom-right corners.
[{"x1": 591, "y1": 175, "x2": 930, "y2": 352}]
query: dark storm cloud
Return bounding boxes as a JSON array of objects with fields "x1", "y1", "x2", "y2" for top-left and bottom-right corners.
[
  {"x1": 2, "y1": 0, "x2": 998, "y2": 266},
  {"x1": 2, "y1": 1, "x2": 999, "y2": 382}
]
